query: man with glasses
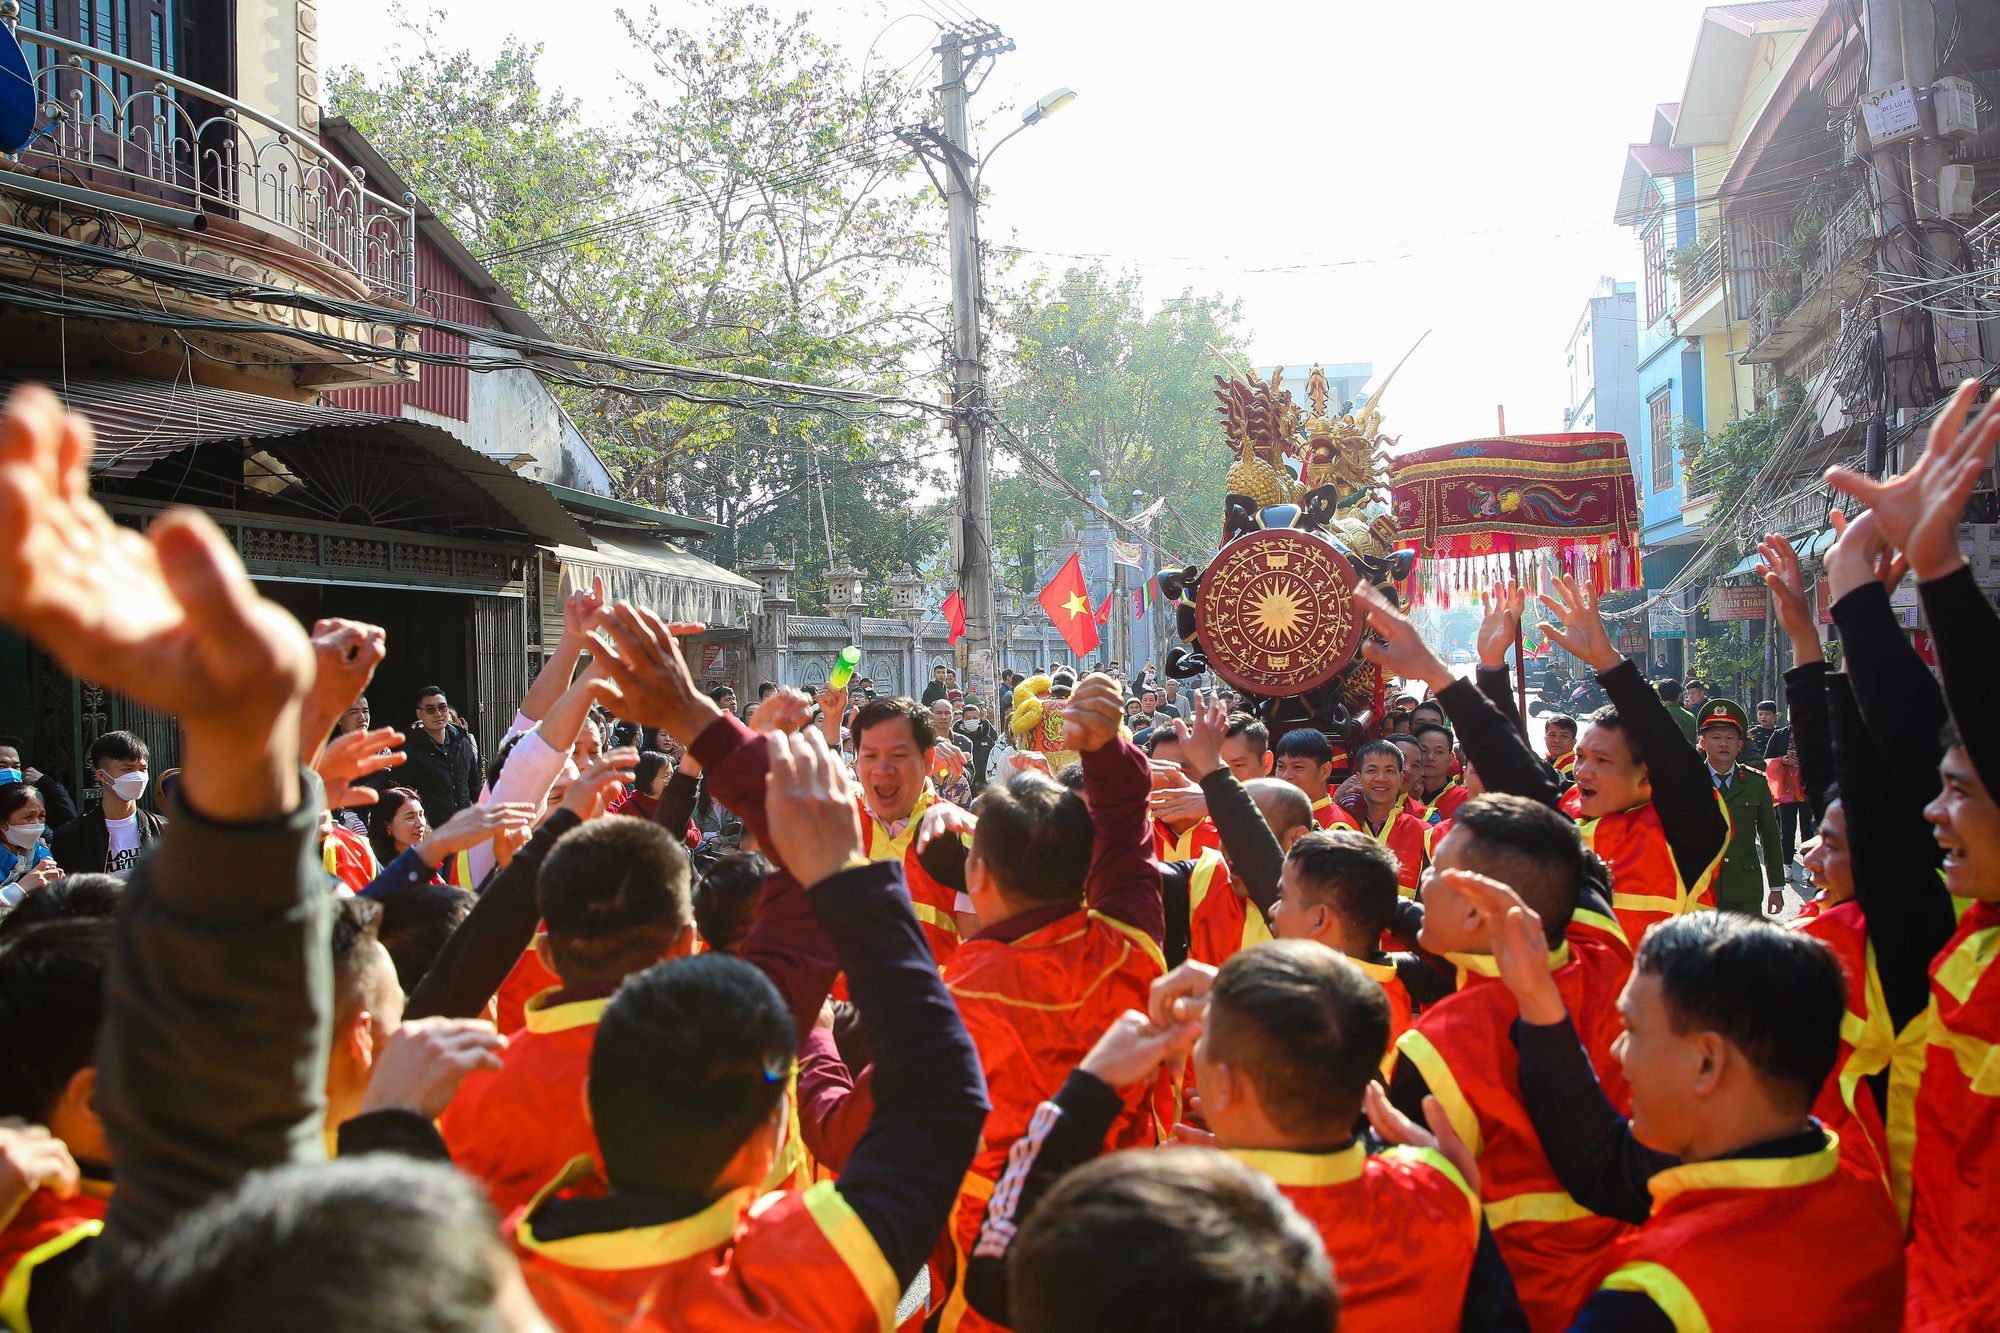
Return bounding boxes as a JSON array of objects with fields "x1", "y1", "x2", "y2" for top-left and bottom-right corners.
[{"x1": 402, "y1": 685, "x2": 481, "y2": 823}]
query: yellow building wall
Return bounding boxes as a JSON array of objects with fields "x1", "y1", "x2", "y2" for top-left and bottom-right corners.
[{"x1": 234, "y1": 0, "x2": 301, "y2": 127}]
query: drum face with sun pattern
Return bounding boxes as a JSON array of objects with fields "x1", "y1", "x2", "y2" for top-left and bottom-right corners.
[{"x1": 1195, "y1": 526, "x2": 1365, "y2": 696}]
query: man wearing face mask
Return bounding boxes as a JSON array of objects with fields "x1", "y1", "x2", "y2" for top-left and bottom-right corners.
[
  {"x1": 0, "y1": 733, "x2": 77, "y2": 827},
  {"x1": 50, "y1": 731, "x2": 163, "y2": 878}
]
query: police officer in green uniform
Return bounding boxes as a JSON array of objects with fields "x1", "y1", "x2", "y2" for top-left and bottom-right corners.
[{"x1": 1695, "y1": 698, "x2": 1786, "y2": 916}]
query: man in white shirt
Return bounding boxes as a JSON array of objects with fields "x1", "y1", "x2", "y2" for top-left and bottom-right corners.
[{"x1": 50, "y1": 729, "x2": 164, "y2": 876}]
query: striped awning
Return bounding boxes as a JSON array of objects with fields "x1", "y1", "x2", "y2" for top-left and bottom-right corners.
[{"x1": 548, "y1": 532, "x2": 761, "y2": 630}]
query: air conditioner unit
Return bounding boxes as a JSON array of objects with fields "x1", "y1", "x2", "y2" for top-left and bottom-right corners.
[
  {"x1": 1934, "y1": 76, "x2": 1980, "y2": 140},
  {"x1": 1860, "y1": 81, "x2": 1924, "y2": 147}
]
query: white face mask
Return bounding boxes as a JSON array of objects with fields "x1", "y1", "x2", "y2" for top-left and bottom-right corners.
[
  {"x1": 5, "y1": 822, "x2": 43, "y2": 850},
  {"x1": 104, "y1": 770, "x2": 150, "y2": 802}
]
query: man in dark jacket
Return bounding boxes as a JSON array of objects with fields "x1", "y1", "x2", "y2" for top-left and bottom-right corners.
[
  {"x1": 50, "y1": 730, "x2": 165, "y2": 876},
  {"x1": 954, "y1": 700, "x2": 1001, "y2": 791},
  {"x1": 400, "y1": 686, "x2": 480, "y2": 822},
  {"x1": 921, "y1": 664, "x2": 951, "y2": 707}
]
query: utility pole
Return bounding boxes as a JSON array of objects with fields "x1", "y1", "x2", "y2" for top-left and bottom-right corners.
[
  {"x1": 935, "y1": 26, "x2": 1012, "y2": 713},
  {"x1": 1862, "y1": 0, "x2": 1968, "y2": 472}
]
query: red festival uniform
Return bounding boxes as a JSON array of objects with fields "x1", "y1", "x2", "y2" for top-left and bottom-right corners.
[
  {"x1": 1312, "y1": 797, "x2": 1360, "y2": 831},
  {"x1": 1788, "y1": 901, "x2": 1897, "y2": 1196},
  {"x1": 511, "y1": 1162, "x2": 901, "y2": 1333},
  {"x1": 1591, "y1": 1136, "x2": 1904, "y2": 1330},
  {"x1": 1229, "y1": 1144, "x2": 1479, "y2": 1333},
  {"x1": 1393, "y1": 937, "x2": 1636, "y2": 1333},
  {"x1": 1560, "y1": 787, "x2": 1723, "y2": 949},
  {"x1": 440, "y1": 987, "x2": 609, "y2": 1218},
  {"x1": 1364, "y1": 795, "x2": 1430, "y2": 896},
  {"x1": 862, "y1": 787, "x2": 963, "y2": 967},
  {"x1": 0, "y1": 1186, "x2": 106, "y2": 1331},
  {"x1": 1906, "y1": 899, "x2": 2000, "y2": 1332}
]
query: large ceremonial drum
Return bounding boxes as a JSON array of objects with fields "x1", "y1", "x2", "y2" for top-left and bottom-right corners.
[{"x1": 1195, "y1": 526, "x2": 1366, "y2": 697}]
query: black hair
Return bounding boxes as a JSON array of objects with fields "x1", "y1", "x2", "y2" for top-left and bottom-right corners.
[
  {"x1": 1009, "y1": 1147, "x2": 1336, "y2": 1333},
  {"x1": 1545, "y1": 714, "x2": 1578, "y2": 732},
  {"x1": 1144, "y1": 727, "x2": 1185, "y2": 757},
  {"x1": 1410, "y1": 700, "x2": 1447, "y2": 720},
  {"x1": 1409, "y1": 722, "x2": 1452, "y2": 746},
  {"x1": 1384, "y1": 709, "x2": 1413, "y2": 728},
  {"x1": 851, "y1": 696, "x2": 936, "y2": 753},
  {"x1": 0, "y1": 873, "x2": 123, "y2": 940},
  {"x1": 0, "y1": 781, "x2": 43, "y2": 824},
  {"x1": 1655, "y1": 679, "x2": 1682, "y2": 700},
  {"x1": 632, "y1": 750, "x2": 670, "y2": 797},
  {"x1": 365, "y1": 787, "x2": 426, "y2": 867},
  {"x1": 973, "y1": 769, "x2": 1094, "y2": 904},
  {"x1": 1586, "y1": 706, "x2": 1649, "y2": 770},
  {"x1": 1224, "y1": 713, "x2": 1269, "y2": 756},
  {"x1": 537, "y1": 817, "x2": 692, "y2": 986},
  {"x1": 1351, "y1": 739, "x2": 1404, "y2": 771},
  {"x1": 1446, "y1": 794, "x2": 1586, "y2": 942},
  {"x1": 1636, "y1": 912, "x2": 1847, "y2": 1112},
  {"x1": 708, "y1": 684, "x2": 737, "y2": 704},
  {"x1": 1284, "y1": 830, "x2": 1400, "y2": 939},
  {"x1": 89, "y1": 729, "x2": 147, "y2": 769},
  {"x1": 0, "y1": 918, "x2": 112, "y2": 1122},
  {"x1": 1272, "y1": 729, "x2": 1334, "y2": 765},
  {"x1": 1208, "y1": 940, "x2": 1390, "y2": 1134},
  {"x1": 694, "y1": 850, "x2": 769, "y2": 956},
  {"x1": 413, "y1": 685, "x2": 446, "y2": 708},
  {"x1": 590, "y1": 952, "x2": 794, "y2": 1195},
  {"x1": 72, "y1": 1156, "x2": 507, "y2": 1333},
  {"x1": 1757, "y1": 700, "x2": 1778, "y2": 714},
  {"x1": 757, "y1": 681, "x2": 776, "y2": 698},
  {"x1": 373, "y1": 882, "x2": 476, "y2": 992},
  {"x1": 0, "y1": 733, "x2": 19, "y2": 751},
  {"x1": 330, "y1": 896, "x2": 390, "y2": 1024}
]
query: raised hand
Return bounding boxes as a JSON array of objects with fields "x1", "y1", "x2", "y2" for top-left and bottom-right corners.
[
  {"x1": 1823, "y1": 508, "x2": 1909, "y2": 604},
  {"x1": 316, "y1": 725, "x2": 405, "y2": 809},
  {"x1": 586, "y1": 603, "x2": 714, "y2": 744},
  {"x1": 763, "y1": 728, "x2": 867, "y2": 888},
  {"x1": 1363, "y1": 1083, "x2": 1480, "y2": 1197},
  {"x1": 16, "y1": 859, "x2": 62, "y2": 893},
  {"x1": 1477, "y1": 582, "x2": 1526, "y2": 670},
  {"x1": 356, "y1": 1017, "x2": 507, "y2": 1119},
  {"x1": 1079, "y1": 1009, "x2": 1201, "y2": 1092},
  {"x1": 1828, "y1": 379, "x2": 2000, "y2": 581},
  {"x1": 0, "y1": 384, "x2": 312, "y2": 820},
  {"x1": 0, "y1": 1122, "x2": 80, "y2": 1232},
  {"x1": 1010, "y1": 751, "x2": 1052, "y2": 779},
  {"x1": 1755, "y1": 533, "x2": 1824, "y2": 666},
  {"x1": 1435, "y1": 869, "x2": 1568, "y2": 1024},
  {"x1": 1353, "y1": 581, "x2": 1453, "y2": 692},
  {"x1": 1062, "y1": 673, "x2": 1125, "y2": 753},
  {"x1": 1535, "y1": 575, "x2": 1620, "y2": 673},
  {"x1": 914, "y1": 799, "x2": 977, "y2": 854},
  {"x1": 417, "y1": 801, "x2": 537, "y2": 865},
  {"x1": 1173, "y1": 690, "x2": 1230, "y2": 779},
  {"x1": 933, "y1": 738, "x2": 969, "y2": 780},
  {"x1": 1147, "y1": 958, "x2": 1218, "y2": 1030},
  {"x1": 300, "y1": 618, "x2": 387, "y2": 761},
  {"x1": 560, "y1": 746, "x2": 640, "y2": 821},
  {"x1": 1148, "y1": 783, "x2": 1210, "y2": 827},
  {"x1": 747, "y1": 687, "x2": 814, "y2": 736},
  {"x1": 562, "y1": 573, "x2": 607, "y2": 642}
]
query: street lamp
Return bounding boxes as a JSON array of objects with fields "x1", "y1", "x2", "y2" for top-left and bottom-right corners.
[{"x1": 979, "y1": 87, "x2": 1078, "y2": 179}]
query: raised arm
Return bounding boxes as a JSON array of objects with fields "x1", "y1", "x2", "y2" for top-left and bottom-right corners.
[
  {"x1": 1474, "y1": 584, "x2": 1530, "y2": 739},
  {"x1": 1354, "y1": 581, "x2": 1561, "y2": 806},
  {"x1": 515, "y1": 575, "x2": 601, "y2": 726},
  {"x1": 1174, "y1": 692, "x2": 1284, "y2": 913},
  {"x1": 1756, "y1": 535, "x2": 1834, "y2": 815},
  {"x1": 1827, "y1": 674, "x2": 1956, "y2": 1032},
  {"x1": 1071, "y1": 673, "x2": 1164, "y2": 943},
  {"x1": 1829, "y1": 380, "x2": 2000, "y2": 793},
  {"x1": 1822, "y1": 514, "x2": 1945, "y2": 807},
  {"x1": 0, "y1": 384, "x2": 324, "y2": 1268},
  {"x1": 763, "y1": 730, "x2": 988, "y2": 1294}
]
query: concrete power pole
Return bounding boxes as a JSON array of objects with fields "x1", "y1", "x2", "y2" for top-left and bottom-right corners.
[
  {"x1": 936, "y1": 27, "x2": 1012, "y2": 712},
  {"x1": 1863, "y1": 0, "x2": 1971, "y2": 470}
]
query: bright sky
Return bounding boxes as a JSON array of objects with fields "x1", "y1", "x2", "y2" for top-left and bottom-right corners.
[{"x1": 321, "y1": 0, "x2": 1724, "y2": 453}]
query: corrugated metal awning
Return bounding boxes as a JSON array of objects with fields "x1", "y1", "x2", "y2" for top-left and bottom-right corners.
[
  {"x1": 549, "y1": 532, "x2": 761, "y2": 630},
  {"x1": 10, "y1": 372, "x2": 591, "y2": 546}
]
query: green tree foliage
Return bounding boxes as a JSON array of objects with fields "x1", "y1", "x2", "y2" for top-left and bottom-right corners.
[
  {"x1": 1677, "y1": 395, "x2": 1803, "y2": 553},
  {"x1": 987, "y1": 266, "x2": 1250, "y2": 589},
  {"x1": 329, "y1": 3, "x2": 951, "y2": 611}
]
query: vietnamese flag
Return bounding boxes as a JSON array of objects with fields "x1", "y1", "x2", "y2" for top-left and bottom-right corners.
[
  {"x1": 1094, "y1": 591, "x2": 1114, "y2": 625},
  {"x1": 1132, "y1": 586, "x2": 1144, "y2": 621},
  {"x1": 1038, "y1": 551, "x2": 1101, "y2": 657},
  {"x1": 942, "y1": 589, "x2": 967, "y2": 645}
]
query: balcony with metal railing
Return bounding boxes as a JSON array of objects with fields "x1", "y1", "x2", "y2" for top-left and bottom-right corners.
[
  {"x1": 3, "y1": 25, "x2": 414, "y2": 303},
  {"x1": 1746, "y1": 189, "x2": 1875, "y2": 365}
]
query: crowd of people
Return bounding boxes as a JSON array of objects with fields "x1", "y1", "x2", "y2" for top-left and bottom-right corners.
[{"x1": 1, "y1": 375, "x2": 1998, "y2": 1332}]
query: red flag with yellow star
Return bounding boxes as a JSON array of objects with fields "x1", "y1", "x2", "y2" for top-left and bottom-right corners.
[{"x1": 1038, "y1": 551, "x2": 1101, "y2": 657}]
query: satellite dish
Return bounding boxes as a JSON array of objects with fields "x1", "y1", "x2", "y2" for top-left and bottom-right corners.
[{"x1": 0, "y1": 24, "x2": 36, "y2": 154}]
